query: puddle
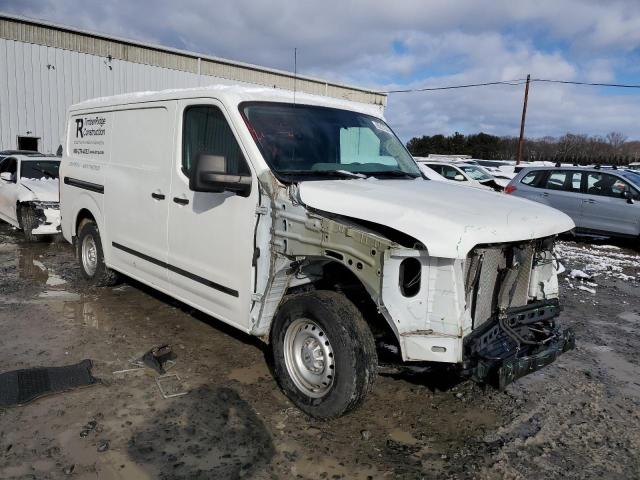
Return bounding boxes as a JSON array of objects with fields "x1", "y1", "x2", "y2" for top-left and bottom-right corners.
[
  {"x1": 389, "y1": 429, "x2": 419, "y2": 445},
  {"x1": 227, "y1": 363, "x2": 270, "y2": 385},
  {"x1": 38, "y1": 291, "x2": 81, "y2": 300},
  {"x1": 618, "y1": 311, "x2": 640, "y2": 323},
  {"x1": 589, "y1": 344, "x2": 640, "y2": 399}
]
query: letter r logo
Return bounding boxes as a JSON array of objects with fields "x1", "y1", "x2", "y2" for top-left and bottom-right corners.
[{"x1": 75, "y1": 118, "x2": 84, "y2": 138}]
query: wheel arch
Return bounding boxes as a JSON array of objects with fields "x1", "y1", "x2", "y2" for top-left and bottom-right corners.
[
  {"x1": 68, "y1": 194, "x2": 104, "y2": 239},
  {"x1": 265, "y1": 258, "x2": 399, "y2": 351}
]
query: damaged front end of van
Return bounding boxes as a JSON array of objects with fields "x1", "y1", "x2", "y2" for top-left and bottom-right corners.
[{"x1": 250, "y1": 176, "x2": 576, "y2": 390}]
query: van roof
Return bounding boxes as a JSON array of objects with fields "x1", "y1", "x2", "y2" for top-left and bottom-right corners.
[{"x1": 69, "y1": 84, "x2": 384, "y2": 118}]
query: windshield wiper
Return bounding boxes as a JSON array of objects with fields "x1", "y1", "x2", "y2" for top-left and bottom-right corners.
[
  {"x1": 360, "y1": 170, "x2": 420, "y2": 179},
  {"x1": 279, "y1": 170, "x2": 367, "y2": 179}
]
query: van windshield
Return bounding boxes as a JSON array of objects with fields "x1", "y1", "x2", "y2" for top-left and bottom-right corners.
[
  {"x1": 240, "y1": 102, "x2": 421, "y2": 181},
  {"x1": 20, "y1": 160, "x2": 60, "y2": 180}
]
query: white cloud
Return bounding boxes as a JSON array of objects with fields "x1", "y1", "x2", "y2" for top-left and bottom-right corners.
[{"x1": 4, "y1": 0, "x2": 640, "y2": 141}]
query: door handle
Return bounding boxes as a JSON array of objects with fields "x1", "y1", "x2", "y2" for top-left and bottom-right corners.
[
  {"x1": 583, "y1": 199, "x2": 596, "y2": 204},
  {"x1": 542, "y1": 192, "x2": 549, "y2": 197},
  {"x1": 151, "y1": 192, "x2": 165, "y2": 200},
  {"x1": 173, "y1": 196, "x2": 189, "y2": 205}
]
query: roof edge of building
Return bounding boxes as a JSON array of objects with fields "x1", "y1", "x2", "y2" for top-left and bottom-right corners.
[{"x1": 0, "y1": 12, "x2": 386, "y2": 99}]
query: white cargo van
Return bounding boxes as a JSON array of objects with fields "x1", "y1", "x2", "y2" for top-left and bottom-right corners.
[{"x1": 60, "y1": 86, "x2": 575, "y2": 418}]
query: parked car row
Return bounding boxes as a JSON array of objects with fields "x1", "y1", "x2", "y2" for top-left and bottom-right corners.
[{"x1": 414, "y1": 157, "x2": 509, "y2": 191}]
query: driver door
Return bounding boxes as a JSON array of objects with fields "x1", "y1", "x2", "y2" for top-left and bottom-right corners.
[{"x1": 167, "y1": 100, "x2": 258, "y2": 331}]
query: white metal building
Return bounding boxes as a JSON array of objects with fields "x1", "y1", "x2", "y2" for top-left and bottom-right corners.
[{"x1": 0, "y1": 13, "x2": 386, "y2": 154}]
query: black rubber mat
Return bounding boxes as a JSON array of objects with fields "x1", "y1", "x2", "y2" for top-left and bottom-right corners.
[{"x1": 0, "y1": 359, "x2": 99, "y2": 407}]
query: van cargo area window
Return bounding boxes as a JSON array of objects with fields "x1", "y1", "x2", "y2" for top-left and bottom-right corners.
[{"x1": 182, "y1": 105, "x2": 249, "y2": 176}]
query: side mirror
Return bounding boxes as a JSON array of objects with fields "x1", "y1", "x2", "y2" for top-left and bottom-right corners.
[
  {"x1": 624, "y1": 190, "x2": 634, "y2": 204},
  {"x1": 189, "y1": 154, "x2": 251, "y2": 196},
  {"x1": 0, "y1": 172, "x2": 13, "y2": 183},
  {"x1": 454, "y1": 174, "x2": 465, "y2": 181}
]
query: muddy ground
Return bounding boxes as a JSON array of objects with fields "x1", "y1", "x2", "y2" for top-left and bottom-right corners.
[{"x1": 0, "y1": 223, "x2": 639, "y2": 480}]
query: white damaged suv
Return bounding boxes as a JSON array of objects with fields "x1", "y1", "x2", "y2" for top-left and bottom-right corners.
[
  {"x1": 0, "y1": 154, "x2": 61, "y2": 241},
  {"x1": 60, "y1": 86, "x2": 576, "y2": 418}
]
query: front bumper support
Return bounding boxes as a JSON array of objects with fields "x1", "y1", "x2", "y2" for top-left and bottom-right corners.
[
  {"x1": 495, "y1": 328, "x2": 575, "y2": 389},
  {"x1": 464, "y1": 300, "x2": 576, "y2": 389}
]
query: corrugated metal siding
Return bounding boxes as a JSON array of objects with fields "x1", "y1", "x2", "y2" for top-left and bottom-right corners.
[
  {"x1": 0, "y1": 38, "x2": 207, "y2": 152},
  {"x1": 0, "y1": 16, "x2": 385, "y2": 105},
  {"x1": 0, "y1": 16, "x2": 386, "y2": 153}
]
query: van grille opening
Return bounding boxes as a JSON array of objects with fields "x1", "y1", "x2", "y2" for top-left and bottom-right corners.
[{"x1": 465, "y1": 243, "x2": 535, "y2": 329}]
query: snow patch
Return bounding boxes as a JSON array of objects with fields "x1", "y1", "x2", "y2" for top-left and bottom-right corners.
[
  {"x1": 46, "y1": 274, "x2": 67, "y2": 287},
  {"x1": 556, "y1": 241, "x2": 640, "y2": 296}
]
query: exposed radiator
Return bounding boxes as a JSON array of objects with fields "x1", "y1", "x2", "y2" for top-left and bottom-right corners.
[{"x1": 464, "y1": 243, "x2": 535, "y2": 329}]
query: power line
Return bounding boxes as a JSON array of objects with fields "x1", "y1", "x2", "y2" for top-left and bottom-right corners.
[
  {"x1": 382, "y1": 77, "x2": 640, "y2": 94},
  {"x1": 384, "y1": 79, "x2": 527, "y2": 93},
  {"x1": 531, "y1": 78, "x2": 640, "y2": 88}
]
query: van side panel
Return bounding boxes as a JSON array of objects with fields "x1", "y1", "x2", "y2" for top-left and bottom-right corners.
[
  {"x1": 60, "y1": 111, "x2": 112, "y2": 244},
  {"x1": 104, "y1": 104, "x2": 175, "y2": 285}
]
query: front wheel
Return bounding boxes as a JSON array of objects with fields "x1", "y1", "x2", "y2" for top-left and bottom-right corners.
[
  {"x1": 76, "y1": 220, "x2": 119, "y2": 286},
  {"x1": 19, "y1": 206, "x2": 39, "y2": 242},
  {"x1": 271, "y1": 291, "x2": 378, "y2": 419}
]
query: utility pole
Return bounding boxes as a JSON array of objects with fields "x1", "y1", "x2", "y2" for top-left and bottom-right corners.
[{"x1": 516, "y1": 74, "x2": 531, "y2": 165}]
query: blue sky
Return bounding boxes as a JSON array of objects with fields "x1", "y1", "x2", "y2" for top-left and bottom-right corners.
[{"x1": 2, "y1": 0, "x2": 640, "y2": 141}]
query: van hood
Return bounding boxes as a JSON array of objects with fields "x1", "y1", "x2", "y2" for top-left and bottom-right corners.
[
  {"x1": 298, "y1": 179, "x2": 575, "y2": 259},
  {"x1": 19, "y1": 178, "x2": 59, "y2": 202}
]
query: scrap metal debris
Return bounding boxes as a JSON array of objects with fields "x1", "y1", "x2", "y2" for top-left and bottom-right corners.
[
  {"x1": 113, "y1": 345, "x2": 186, "y2": 399},
  {"x1": 141, "y1": 344, "x2": 176, "y2": 374},
  {"x1": 155, "y1": 374, "x2": 188, "y2": 399}
]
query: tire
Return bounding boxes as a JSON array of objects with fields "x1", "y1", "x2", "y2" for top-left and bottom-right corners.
[
  {"x1": 19, "y1": 206, "x2": 39, "y2": 242},
  {"x1": 271, "y1": 290, "x2": 378, "y2": 419},
  {"x1": 76, "y1": 219, "x2": 119, "y2": 286}
]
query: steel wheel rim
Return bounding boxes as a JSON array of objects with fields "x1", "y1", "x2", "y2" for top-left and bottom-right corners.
[
  {"x1": 283, "y1": 317, "x2": 335, "y2": 398},
  {"x1": 81, "y1": 234, "x2": 98, "y2": 277}
]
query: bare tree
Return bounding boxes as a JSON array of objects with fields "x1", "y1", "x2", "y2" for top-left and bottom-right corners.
[{"x1": 605, "y1": 131, "x2": 627, "y2": 151}]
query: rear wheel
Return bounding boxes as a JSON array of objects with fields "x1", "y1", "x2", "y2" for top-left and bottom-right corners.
[
  {"x1": 271, "y1": 290, "x2": 377, "y2": 419},
  {"x1": 76, "y1": 220, "x2": 119, "y2": 286}
]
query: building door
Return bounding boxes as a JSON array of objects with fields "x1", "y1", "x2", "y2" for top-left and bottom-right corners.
[{"x1": 17, "y1": 136, "x2": 39, "y2": 151}]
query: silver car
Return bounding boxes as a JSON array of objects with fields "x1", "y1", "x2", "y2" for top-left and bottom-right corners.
[{"x1": 506, "y1": 166, "x2": 640, "y2": 237}]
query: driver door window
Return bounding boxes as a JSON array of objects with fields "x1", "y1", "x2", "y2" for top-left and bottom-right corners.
[
  {"x1": 182, "y1": 106, "x2": 250, "y2": 176},
  {"x1": 586, "y1": 173, "x2": 638, "y2": 200}
]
